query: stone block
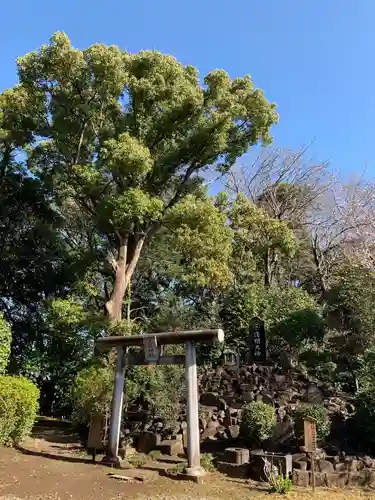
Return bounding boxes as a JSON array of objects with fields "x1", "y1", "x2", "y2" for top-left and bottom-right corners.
[
  {"x1": 224, "y1": 447, "x2": 250, "y2": 465},
  {"x1": 348, "y1": 470, "x2": 370, "y2": 487},
  {"x1": 346, "y1": 458, "x2": 360, "y2": 472},
  {"x1": 318, "y1": 459, "x2": 334, "y2": 473},
  {"x1": 347, "y1": 472, "x2": 362, "y2": 486},
  {"x1": 242, "y1": 392, "x2": 254, "y2": 402},
  {"x1": 325, "y1": 473, "x2": 340, "y2": 488},
  {"x1": 136, "y1": 431, "x2": 161, "y2": 453},
  {"x1": 306, "y1": 383, "x2": 324, "y2": 404},
  {"x1": 200, "y1": 393, "x2": 221, "y2": 407},
  {"x1": 363, "y1": 455, "x2": 374, "y2": 469},
  {"x1": 292, "y1": 470, "x2": 310, "y2": 487},
  {"x1": 313, "y1": 472, "x2": 326, "y2": 487},
  {"x1": 157, "y1": 439, "x2": 184, "y2": 456},
  {"x1": 293, "y1": 460, "x2": 307, "y2": 471},
  {"x1": 182, "y1": 428, "x2": 188, "y2": 448},
  {"x1": 368, "y1": 470, "x2": 375, "y2": 487},
  {"x1": 228, "y1": 425, "x2": 240, "y2": 439},
  {"x1": 216, "y1": 461, "x2": 250, "y2": 478},
  {"x1": 201, "y1": 420, "x2": 219, "y2": 439},
  {"x1": 337, "y1": 472, "x2": 349, "y2": 488},
  {"x1": 335, "y1": 461, "x2": 347, "y2": 472},
  {"x1": 250, "y1": 450, "x2": 292, "y2": 477}
]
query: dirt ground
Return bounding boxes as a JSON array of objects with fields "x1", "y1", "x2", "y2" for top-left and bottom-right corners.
[{"x1": 0, "y1": 425, "x2": 375, "y2": 500}]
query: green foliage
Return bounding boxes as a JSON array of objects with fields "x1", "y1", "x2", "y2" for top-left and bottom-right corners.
[
  {"x1": 265, "y1": 286, "x2": 325, "y2": 350},
  {"x1": 0, "y1": 313, "x2": 11, "y2": 374},
  {"x1": 230, "y1": 194, "x2": 296, "y2": 259},
  {"x1": 5, "y1": 32, "x2": 276, "y2": 322},
  {"x1": 326, "y1": 264, "x2": 375, "y2": 389},
  {"x1": 200, "y1": 453, "x2": 216, "y2": 472},
  {"x1": 149, "y1": 449, "x2": 162, "y2": 461},
  {"x1": 291, "y1": 404, "x2": 331, "y2": 442},
  {"x1": 358, "y1": 346, "x2": 375, "y2": 391},
  {"x1": 328, "y1": 263, "x2": 375, "y2": 338},
  {"x1": 164, "y1": 195, "x2": 233, "y2": 288},
  {"x1": 220, "y1": 284, "x2": 324, "y2": 357},
  {"x1": 240, "y1": 401, "x2": 276, "y2": 443},
  {"x1": 125, "y1": 362, "x2": 184, "y2": 428},
  {"x1": 268, "y1": 473, "x2": 292, "y2": 495},
  {"x1": 0, "y1": 375, "x2": 39, "y2": 445},
  {"x1": 169, "y1": 461, "x2": 188, "y2": 475},
  {"x1": 126, "y1": 453, "x2": 148, "y2": 467},
  {"x1": 72, "y1": 361, "x2": 113, "y2": 424},
  {"x1": 352, "y1": 389, "x2": 375, "y2": 450},
  {"x1": 228, "y1": 194, "x2": 296, "y2": 286}
]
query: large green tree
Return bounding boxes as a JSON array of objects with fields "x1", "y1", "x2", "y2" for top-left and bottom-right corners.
[{"x1": 1, "y1": 32, "x2": 277, "y2": 324}]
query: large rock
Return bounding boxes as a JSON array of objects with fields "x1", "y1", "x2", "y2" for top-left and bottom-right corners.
[
  {"x1": 224, "y1": 447, "x2": 250, "y2": 465},
  {"x1": 318, "y1": 459, "x2": 335, "y2": 473},
  {"x1": 306, "y1": 383, "x2": 324, "y2": 404},
  {"x1": 157, "y1": 439, "x2": 183, "y2": 456},
  {"x1": 201, "y1": 420, "x2": 220, "y2": 439},
  {"x1": 200, "y1": 393, "x2": 221, "y2": 407},
  {"x1": 228, "y1": 425, "x2": 240, "y2": 439},
  {"x1": 136, "y1": 431, "x2": 161, "y2": 453}
]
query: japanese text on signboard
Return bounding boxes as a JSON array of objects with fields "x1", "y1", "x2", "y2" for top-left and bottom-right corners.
[
  {"x1": 249, "y1": 318, "x2": 267, "y2": 362},
  {"x1": 304, "y1": 419, "x2": 317, "y2": 452}
]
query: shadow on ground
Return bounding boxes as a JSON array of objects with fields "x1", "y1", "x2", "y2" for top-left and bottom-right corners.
[{"x1": 15, "y1": 445, "x2": 95, "y2": 465}]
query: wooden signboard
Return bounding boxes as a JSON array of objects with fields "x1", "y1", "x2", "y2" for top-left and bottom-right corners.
[
  {"x1": 88, "y1": 412, "x2": 105, "y2": 461},
  {"x1": 248, "y1": 317, "x2": 267, "y2": 363},
  {"x1": 143, "y1": 336, "x2": 160, "y2": 363},
  {"x1": 304, "y1": 418, "x2": 317, "y2": 452},
  {"x1": 304, "y1": 417, "x2": 317, "y2": 492}
]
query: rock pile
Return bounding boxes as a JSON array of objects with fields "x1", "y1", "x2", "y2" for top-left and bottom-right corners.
[
  {"x1": 193, "y1": 363, "x2": 354, "y2": 444},
  {"x1": 123, "y1": 362, "x2": 355, "y2": 450}
]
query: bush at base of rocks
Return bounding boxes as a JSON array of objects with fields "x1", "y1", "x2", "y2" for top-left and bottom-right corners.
[
  {"x1": 352, "y1": 389, "x2": 375, "y2": 452},
  {"x1": 291, "y1": 403, "x2": 331, "y2": 442},
  {"x1": 240, "y1": 401, "x2": 276, "y2": 444},
  {"x1": 0, "y1": 375, "x2": 39, "y2": 446}
]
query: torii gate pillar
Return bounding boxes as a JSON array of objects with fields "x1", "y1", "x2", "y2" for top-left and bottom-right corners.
[{"x1": 95, "y1": 329, "x2": 224, "y2": 477}]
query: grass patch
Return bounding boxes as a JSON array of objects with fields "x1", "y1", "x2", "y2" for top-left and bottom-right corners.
[{"x1": 149, "y1": 450, "x2": 163, "y2": 461}]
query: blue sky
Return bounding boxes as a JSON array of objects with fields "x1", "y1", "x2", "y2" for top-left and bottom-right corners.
[{"x1": 1, "y1": 0, "x2": 374, "y2": 177}]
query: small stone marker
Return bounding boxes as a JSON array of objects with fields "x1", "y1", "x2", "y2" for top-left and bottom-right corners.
[
  {"x1": 248, "y1": 317, "x2": 267, "y2": 363},
  {"x1": 87, "y1": 412, "x2": 104, "y2": 461},
  {"x1": 224, "y1": 447, "x2": 250, "y2": 465},
  {"x1": 304, "y1": 417, "x2": 317, "y2": 492}
]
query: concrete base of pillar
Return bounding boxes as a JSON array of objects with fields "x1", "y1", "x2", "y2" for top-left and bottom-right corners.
[
  {"x1": 184, "y1": 466, "x2": 206, "y2": 478},
  {"x1": 101, "y1": 455, "x2": 122, "y2": 468}
]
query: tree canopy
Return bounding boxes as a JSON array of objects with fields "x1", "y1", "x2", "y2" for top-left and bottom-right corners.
[{"x1": 2, "y1": 32, "x2": 375, "y2": 415}]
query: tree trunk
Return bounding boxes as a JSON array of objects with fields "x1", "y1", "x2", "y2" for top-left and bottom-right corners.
[
  {"x1": 105, "y1": 235, "x2": 145, "y2": 324},
  {"x1": 264, "y1": 250, "x2": 271, "y2": 286},
  {"x1": 312, "y1": 244, "x2": 328, "y2": 296},
  {"x1": 264, "y1": 249, "x2": 277, "y2": 286}
]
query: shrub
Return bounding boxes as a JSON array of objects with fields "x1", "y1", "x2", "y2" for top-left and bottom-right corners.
[
  {"x1": 126, "y1": 453, "x2": 147, "y2": 467},
  {"x1": 169, "y1": 461, "x2": 187, "y2": 475},
  {"x1": 0, "y1": 375, "x2": 39, "y2": 445},
  {"x1": 200, "y1": 453, "x2": 215, "y2": 472},
  {"x1": 125, "y1": 361, "x2": 184, "y2": 429},
  {"x1": 292, "y1": 404, "x2": 331, "y2": 442},
  {"x1": 268, "y1": 473, "x2": 292, "y2": 495},
  {"x1": 72, "y1": 361, "x2": 113, "y2": 425},
  {"x1": 0, "y1": 314, "x2": 11, "y2": 375},
  {"x1": 240, "y1": 401, "x2": 276, "y2": 444},
  {"x1": 149, "y1": 450, "x2": 162, "y2": 461},
  {"x1": 352, "y1": 389, "x2": 375, "y2": 451}
]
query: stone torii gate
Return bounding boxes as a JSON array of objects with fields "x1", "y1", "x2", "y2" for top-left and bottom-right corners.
[{"x1": 95, "y1": 328, "x2": 224, "y2": 477}]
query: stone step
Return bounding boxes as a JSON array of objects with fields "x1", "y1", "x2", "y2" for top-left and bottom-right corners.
[{"x1": 156, "y1": 439, "x2": 184, "y2": 456}]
